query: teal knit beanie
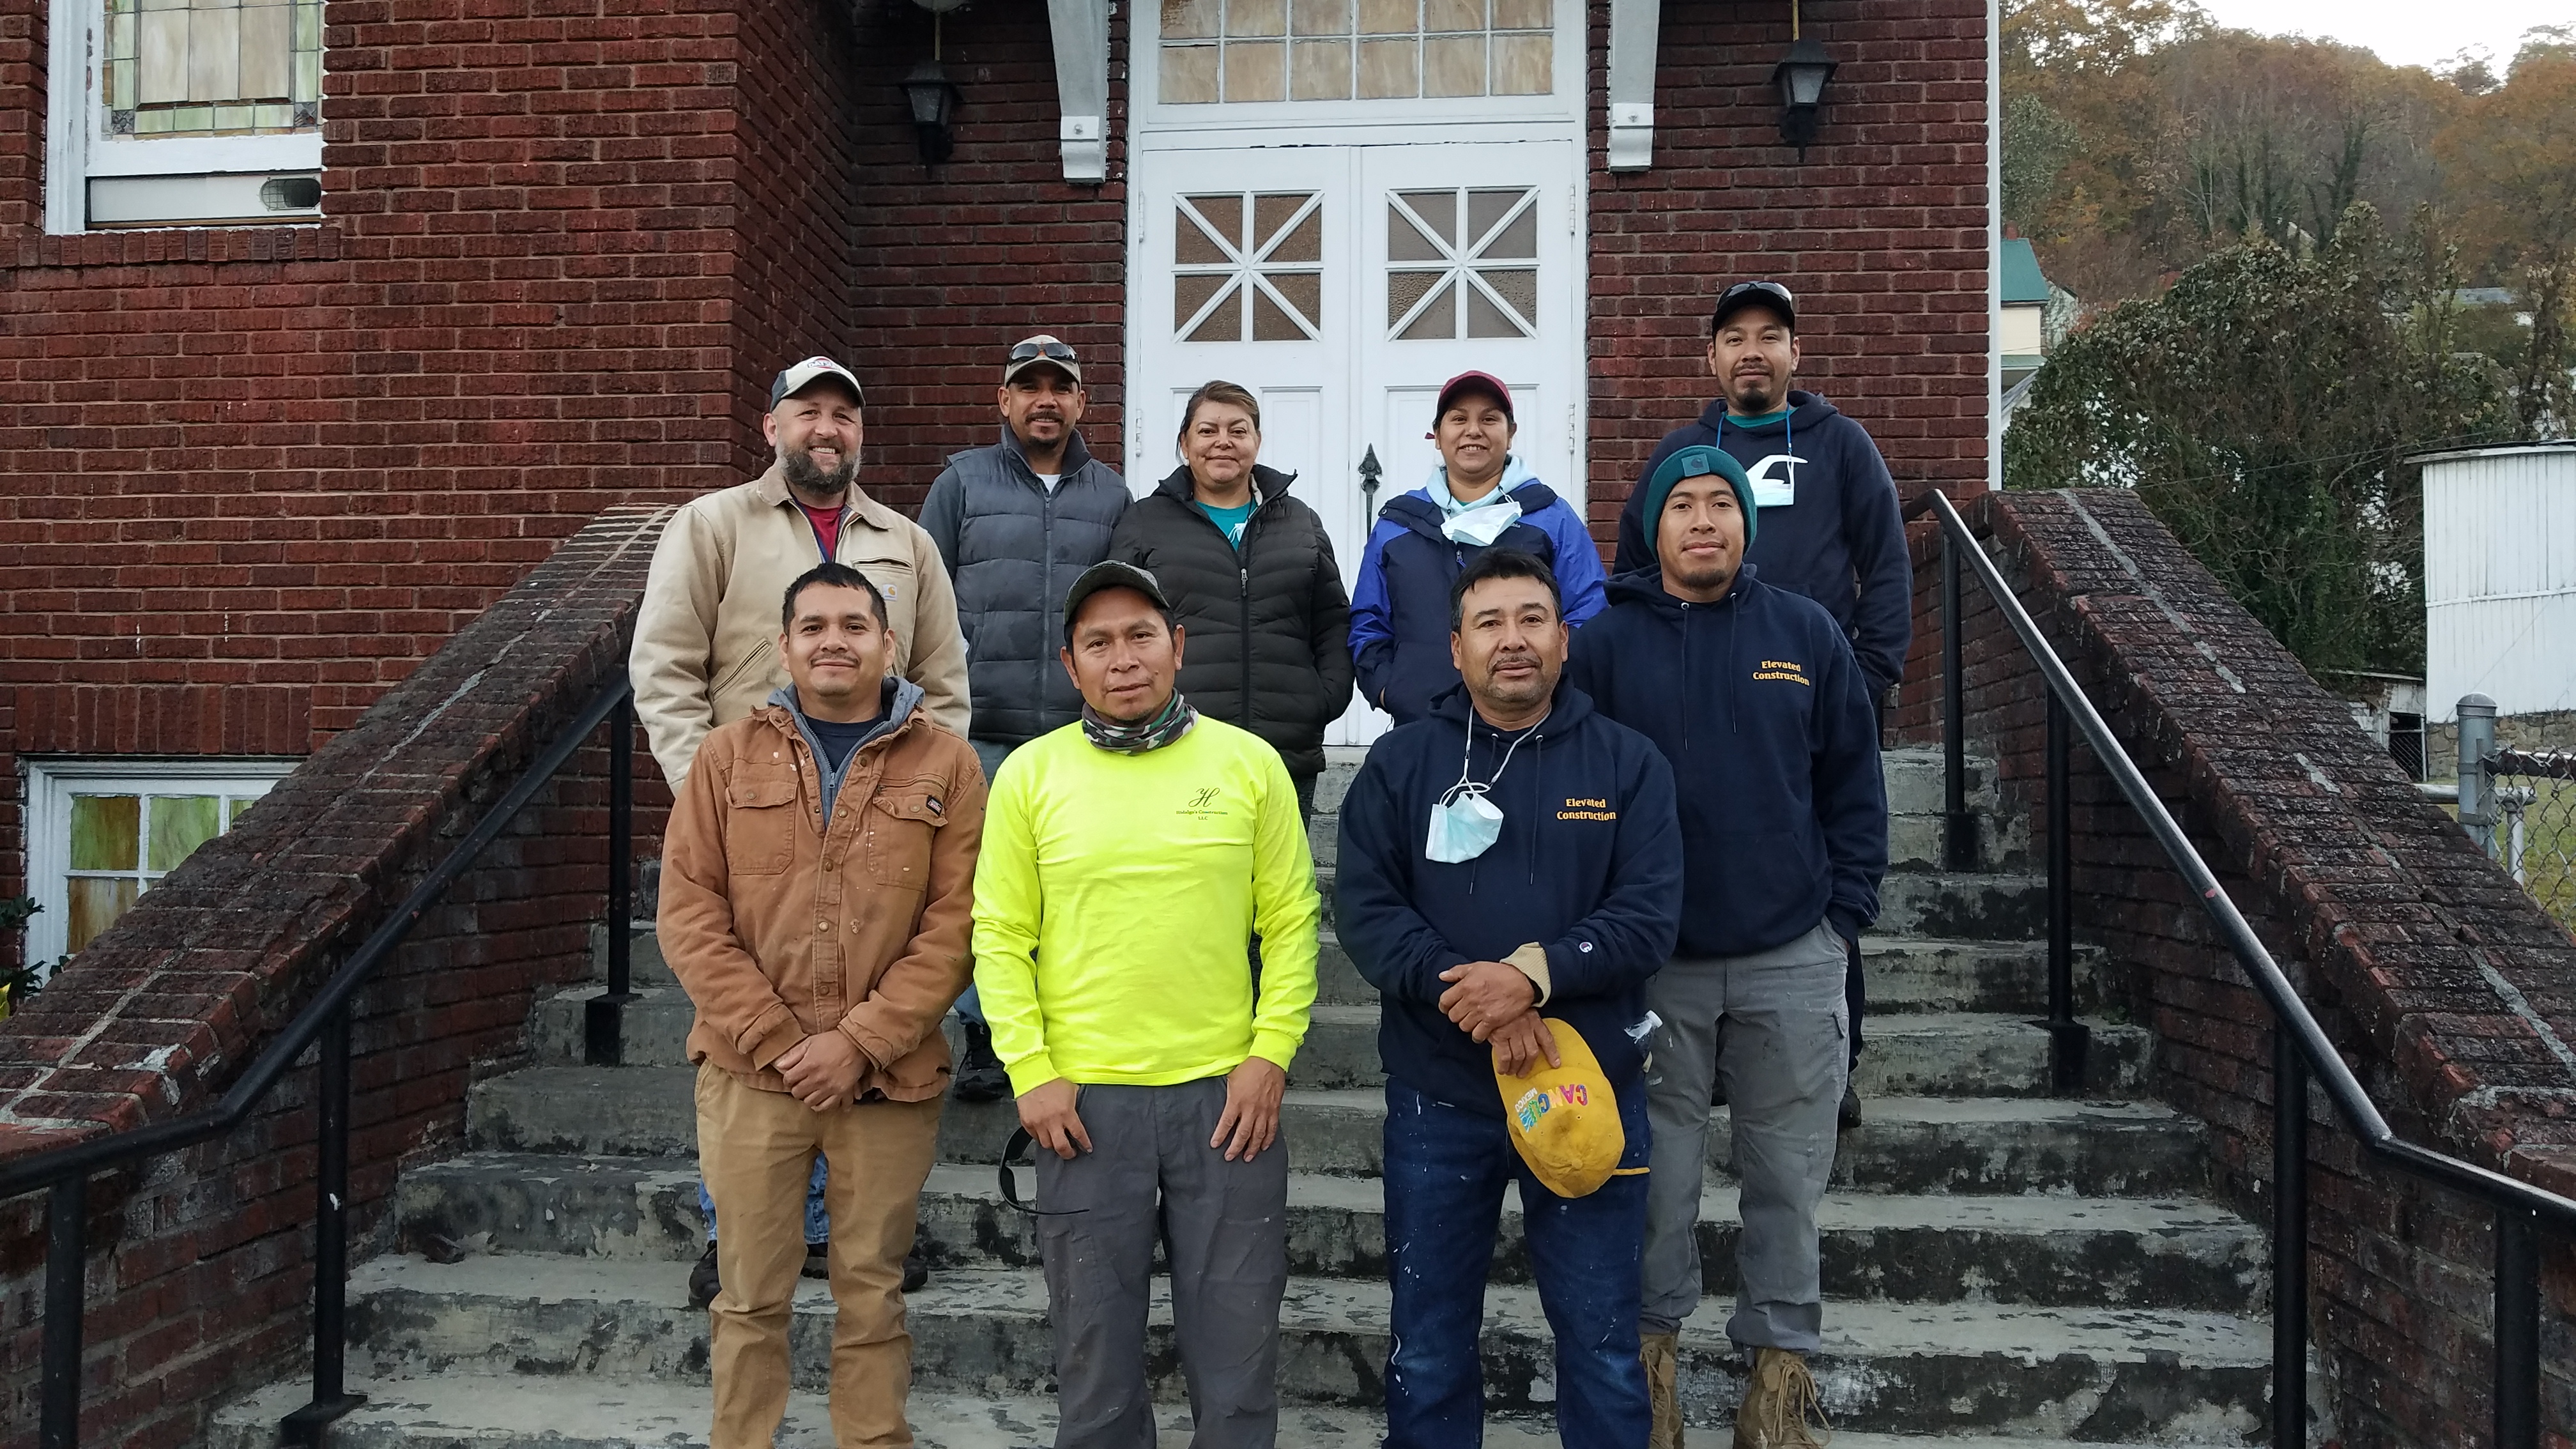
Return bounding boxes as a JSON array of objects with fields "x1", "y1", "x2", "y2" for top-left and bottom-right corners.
[{"x1": 1641, "y1": 445, "x2": 1756, "y2": 554}]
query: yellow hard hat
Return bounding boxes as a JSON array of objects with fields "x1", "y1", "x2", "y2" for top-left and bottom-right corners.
[{"x1": 1494, "y1": 1017, "x2": 1630, "y2": 1199}]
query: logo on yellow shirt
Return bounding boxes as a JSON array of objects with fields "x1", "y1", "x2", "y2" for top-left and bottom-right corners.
[{"x1": 1179, "y1": 786, "x2": 1227, "y2": 816}]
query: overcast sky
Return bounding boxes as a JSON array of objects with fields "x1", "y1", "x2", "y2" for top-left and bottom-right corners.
[{"x1": 2194, "y1": 0, "x2": 2575, "y2": 71}]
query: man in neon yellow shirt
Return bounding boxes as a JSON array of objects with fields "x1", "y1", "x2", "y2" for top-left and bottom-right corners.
[{"x1": 972, "y1": 559, "x2": 1320, "y2": 1449}]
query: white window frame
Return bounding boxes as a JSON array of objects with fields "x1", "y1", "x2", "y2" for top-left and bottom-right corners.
[
  {"x1": 20, "y1": 757, "x2": 298, "y2": 970},
  {"x1": 44, "y1": 0, "x2": 323, "y2": 233}
]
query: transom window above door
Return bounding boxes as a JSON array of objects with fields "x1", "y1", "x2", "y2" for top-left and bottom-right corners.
[
  {"x1": 1175, "y1": 192, "x2": 1326, "y2": 342},
  {"x1": 1160, "y1": 0, "x2": 1552, "y2": 104},
  {"x1": 1386, "y1": 187, "x2": 1537, "y2": 340}
]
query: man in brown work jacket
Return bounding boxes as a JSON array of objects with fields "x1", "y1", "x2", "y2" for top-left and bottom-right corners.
[{"x1": 659, "y1": 558, "x2": 987, "y2": 1449}]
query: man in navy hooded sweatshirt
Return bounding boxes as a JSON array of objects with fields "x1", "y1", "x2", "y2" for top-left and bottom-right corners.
[
  {"x1": 1337, "y1": 548, "x2": 1682, "y2": 1449},
  {"x1": 1614, "y1": 279, "x2": 1909, "y2": 1124},
  {"x1": 1570, "y1": 445, "x2": 1886, "y2": 1449}
]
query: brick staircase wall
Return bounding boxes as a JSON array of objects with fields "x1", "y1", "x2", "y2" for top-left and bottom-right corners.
[
  {"x1": 1892, "y1": 487, "x2": 2576, "y2": 1449},
  {"x1": 0, "y1": 509, "x2": 675, "y2": 1449}
]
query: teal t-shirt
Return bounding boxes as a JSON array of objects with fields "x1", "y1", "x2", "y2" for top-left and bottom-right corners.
[{"x1": 1196, "y1": 499, "x2": 1256, "y2": 549}]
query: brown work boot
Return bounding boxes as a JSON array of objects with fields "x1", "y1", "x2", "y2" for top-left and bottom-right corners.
[
  {"x1": 1641, "y1": 1330, "x2": 1683, "y2": 1449},
  {"x1": 1731, "y1": 1347, "x2": 1830, "y2": 1449}
]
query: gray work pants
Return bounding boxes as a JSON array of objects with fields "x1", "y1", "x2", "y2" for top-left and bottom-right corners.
[
  {"x1": 1034, "y1": 1078, "x2": 1289, "y2": 1449},
  {"x1": 1638, "y1": 920, "x2": 1849, "y2": 1353}
]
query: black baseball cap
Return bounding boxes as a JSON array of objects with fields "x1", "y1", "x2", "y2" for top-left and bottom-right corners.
[
  {"x1": 1062, "y1": 560, "x2": 1173, "y2": 643},
  {"x1": 1710, "y1": 280, "x2": 1796, "y2": 334}
]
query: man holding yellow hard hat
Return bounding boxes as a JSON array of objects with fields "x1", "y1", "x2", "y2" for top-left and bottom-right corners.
[{"x1": 1335, "y1": 547, "x2": 1683, "y2": 1449}]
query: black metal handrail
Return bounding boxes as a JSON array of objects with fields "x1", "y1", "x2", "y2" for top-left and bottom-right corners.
[
  {"x1": 0, "y1": 678, "x2": 639, "y2": 1449},
  {"x1": 1908, "y1": 486, "x2": 2575, "y2": 1447}
]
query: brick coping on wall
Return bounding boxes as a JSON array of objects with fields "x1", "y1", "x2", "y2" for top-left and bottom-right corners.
[{"x1": 0, "y1": 505, "x2": 672, "y2": 1166}]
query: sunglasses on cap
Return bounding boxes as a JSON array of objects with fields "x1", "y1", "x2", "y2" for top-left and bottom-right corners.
[
  {"x1": 1719, "y1": 280, "x2": 1793, "y2": 307},
  {"x1": 1009, "y1": 339, "x2": 1078, "y2": 364}
]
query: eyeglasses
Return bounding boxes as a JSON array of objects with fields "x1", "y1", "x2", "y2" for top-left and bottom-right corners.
[{"x1": 1009, "y1": 339, "x2": 1078, "y2": 363}]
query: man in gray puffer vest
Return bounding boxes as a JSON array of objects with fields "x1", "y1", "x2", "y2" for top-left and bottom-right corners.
[{"x1": 921, "y1": 334, "x2": 1130, "y2": 1101}]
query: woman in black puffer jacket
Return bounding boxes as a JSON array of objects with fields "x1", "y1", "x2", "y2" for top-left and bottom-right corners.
[{"x1": 1110, "y1": 380, "x2": 1354, "y2": 815}]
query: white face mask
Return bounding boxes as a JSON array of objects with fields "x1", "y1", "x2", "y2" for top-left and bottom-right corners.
[{"x1": 1425, "y1": 709, "x2": 1547, "y2": 864}]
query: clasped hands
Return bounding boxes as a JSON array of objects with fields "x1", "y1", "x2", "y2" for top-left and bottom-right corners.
[
  {"x1": 1437, "y1": 959, "x2": 1562, "y2": 1079},
  {"x1": 775, "y1": 1030, "x2": 866, "y2": 1110}
]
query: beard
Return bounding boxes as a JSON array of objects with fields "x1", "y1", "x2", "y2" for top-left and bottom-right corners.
[
  {"x1": 1728, "y1": 374, "x2": 1778, "y2": 413},
  {"x1": 782, "y1": 445, "x2": 857, "y2": 496}
]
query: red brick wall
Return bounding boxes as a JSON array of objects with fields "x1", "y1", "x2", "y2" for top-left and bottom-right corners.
[
  {"x1": 0, "y1": 509, "x2": 670, "y2": 1449},
  {"x1": 839, "y1": 0, "x2": 1131, "y2": 515},
  {"x1": 0, "y1": 0, "x2": 868, "y2": 955},
  {"x1": 1893, "y1": 490, "x2": 2576, "y2": 1449},
  {"x1": 1587, "y1": 0, "x2": 1993, "y2": 540}
]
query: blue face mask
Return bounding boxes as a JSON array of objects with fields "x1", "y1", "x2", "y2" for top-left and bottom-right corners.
[{"x1": 1425, "y1": 709, "x2": 1547, "y2": 864}]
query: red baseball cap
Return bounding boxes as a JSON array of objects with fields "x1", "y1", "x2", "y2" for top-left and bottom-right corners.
[{"x1": 1433, "y1": 371, "x2": 1514, "y2": 425}]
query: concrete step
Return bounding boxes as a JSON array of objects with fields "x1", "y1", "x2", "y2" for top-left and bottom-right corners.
[
  {"x1": 535, "y1": 988, "x2": 2144, "y2": 1098},
  {"x1": 332, "y1": 1255, "x2": 2269, "y2": 1439},
  {"x1": 467, "y1": 1070, "x2": 2213, "y2": 1197},
  {"x1": 599, "y1": 868, "x2": 2044, "y2": 970},
  {"x1": 585, "y1": 930, "x2": 2110, "y2": 1022},
  {"x1": 206, "y1": 1374, "x2": 2248, "y2": 1449},
  {"x1": 396, "y1": 1155, "x2": 2266, "y2": 1313}
]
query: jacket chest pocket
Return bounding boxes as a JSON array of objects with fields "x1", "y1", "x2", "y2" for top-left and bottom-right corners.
[
  {"x1": 865, "y1": 786, "x2": 946, "y2": 889},
  {"x1": 723, "y1": 770, "x2": 801, "y2": 876}
]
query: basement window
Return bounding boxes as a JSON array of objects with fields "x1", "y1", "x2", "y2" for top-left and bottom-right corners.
[
  {"x1": 19, "y1": 758, "x2": 295, "y2": 973},
  {"x1": 45, "y1": 0, "x2": 324, "y2": 232}
]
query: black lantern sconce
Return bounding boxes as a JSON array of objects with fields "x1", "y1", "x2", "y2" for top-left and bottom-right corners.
[
  {"x1": 1770, "y1": 1, "x2": 1837, "y2": 157},
  {"x1": 900, "y1": 60, "x2": 961, "y2": 165}
]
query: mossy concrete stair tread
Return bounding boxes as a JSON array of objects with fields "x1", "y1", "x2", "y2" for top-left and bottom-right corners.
[
  {"x1": 206, "y1": 1374, "x2": 2237, "y2": 1449},
  {"x1": 410, "y1": 1151, "x2": 2255, "y2": 1238},
  {"x1": 467, "y1": 1070, "x2": 2212, "y2": 1195},
  {"x1": 394, "y1": 1153, "x2": 2264, "y2": 1312},
  {"x1": 337, "y1": 1254, "x2": 2270, "y2": 1436},
  {"x1": 519, "y1": 1005, "x2": 2152, "y2": 1099}
]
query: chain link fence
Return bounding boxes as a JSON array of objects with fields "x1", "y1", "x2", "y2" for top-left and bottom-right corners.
[{"x1": 2451, "y1": 696, "x2": 2576, "y2": 935}]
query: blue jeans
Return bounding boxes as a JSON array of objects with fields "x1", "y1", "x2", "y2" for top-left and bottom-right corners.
[
  {"x1": 700, "y1": 1156, "x2": 827, "y2": 1243},
  {"x1": 1381, "y1": 1075, "x2": 1651, "y2": 1449}
]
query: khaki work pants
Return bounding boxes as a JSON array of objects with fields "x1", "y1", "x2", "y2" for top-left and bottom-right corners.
[{"x1": 696, "y1": 1064, "x2": 943, "y2": 1449}]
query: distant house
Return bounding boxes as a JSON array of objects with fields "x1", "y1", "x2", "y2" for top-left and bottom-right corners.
[{"x1": 2002, "y1": 236, "x2": 2053, "y2": 389}]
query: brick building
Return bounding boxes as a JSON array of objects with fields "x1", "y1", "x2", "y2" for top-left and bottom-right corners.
[{"x1": 0, "y1": 0, "x2": 1997, "y2": 958}]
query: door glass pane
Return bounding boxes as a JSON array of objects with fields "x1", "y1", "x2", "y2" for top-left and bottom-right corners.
[
  {"x1": 1466, "y1": 280, "x2": 1526, "y2": 337},
  {"x1": 1396, "y1": 191, "x2": 1457, "y2": 246},
  {"x1": 70, "y1": 795, "x2": 141, "y2": 871},
  {"x1": 1291, "y1": 39, "x2": 1353, "y2": 98},
  {"x1": 1467, "y1": 188, "x2": 1528, "y2": 250},
  {"x1": 1252, "y1": 287, "x2": 1308, "y2": 341},
  {"x1": 1397, "y1": 277, "x2": 1457, "y2": 339},
  {"x1": 1224, "y1": 40, "x2": 1287, "y2": 100},
  {"x1": 68, "y1": 878, "x2": 142, "y2": 953},
  {"x1": 147, "y1": 795, "x2": 222, "y2": 871},
  {"x1": 1491, "y1": 33, "x2": 1550, "y2": 93},
  {"x1": 1184, "y1": 282, "x2": 1247, "y2": 341}
]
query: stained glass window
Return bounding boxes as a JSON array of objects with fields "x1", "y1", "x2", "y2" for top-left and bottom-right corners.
[
  {"x1": 1162, "y1": 0, "x2": 1551, "y2": 104},
  {"x1": 103, "y1": 0, "x2": 322, "y2": 138}
]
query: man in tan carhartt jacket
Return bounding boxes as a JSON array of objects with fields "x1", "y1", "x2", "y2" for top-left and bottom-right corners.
[
  {"x1": 634, "y1": 356, "x2": 972, "y2": 786},
  {"x1": 660, "y1": 559, "x2": 985, "y2": 1449}
]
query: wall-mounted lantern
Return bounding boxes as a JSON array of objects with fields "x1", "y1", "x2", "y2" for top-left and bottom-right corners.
[
  {"x1": 1771, "y1": 2, "x2": 1836, "y2": 157},
  {"x1": 899, "y1": 60, "x2": 962, "y2": 166}
]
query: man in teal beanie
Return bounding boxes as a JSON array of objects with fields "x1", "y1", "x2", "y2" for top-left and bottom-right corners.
[{"x1": 1569, "y1": 438, "x2": 1886, "y2": 1448}]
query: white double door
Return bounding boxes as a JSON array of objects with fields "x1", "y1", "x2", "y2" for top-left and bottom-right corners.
[{"x1": 1128, "y1": 135, "x2": 1585, "y2": 743}]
